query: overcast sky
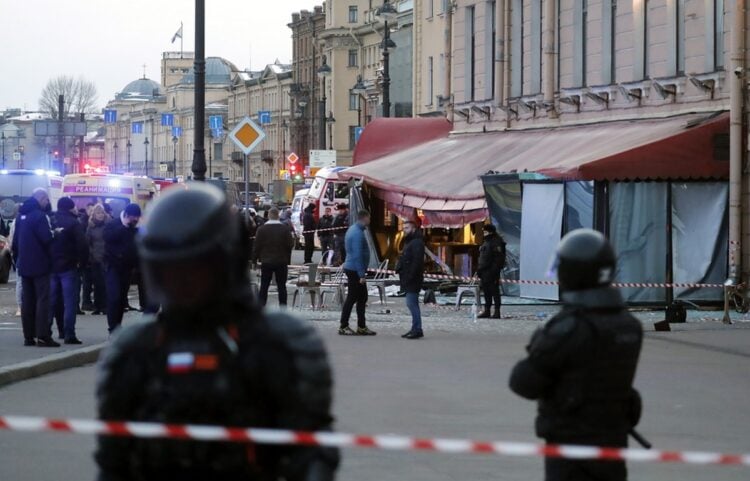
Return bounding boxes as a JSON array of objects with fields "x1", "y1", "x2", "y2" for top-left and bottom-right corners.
[{"x1": 0, "y1": 0, "x2": 318, "y2": 112}]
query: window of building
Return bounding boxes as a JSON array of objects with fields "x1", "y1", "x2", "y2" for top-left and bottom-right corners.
[
  {"x1": 487, "y1": 1, "x2": 497, "y2": 99},
  {"x1": 510, "y1": 0, "x2": 524, "y2": 97},
  {"x1": 574, "y1": 0, "x2": 588, "y2": 87},
  {"x1": 601, "y1": 0, "x2": 617, "y2": 85},
  {"x1": 466, "y1": 6, "x2": 476, "y2": 102},
  {"x1": 348, "y1": 126, "x2": 357, "y2": 150},
  {"x1": 440, "y1": 0, "x2": 448, "y2": 14},
  {"x1": 349, "y1": 90, "x2": 358, "y2": 110},
  {"x1": 531, "y1": 0, "x2": 543, "y2": 93},
  {"x1": 349, "y1": 5, "x2": 358, "y2": 23},
  {"x1": 427, "y1": 0, "x2": 434, "y2": 18},
  {"x1": 670, "y1": 0, "x2": 686, "y2": 76},
  {"x1": 714, "y1": 0, "x2": 725, "y2": 69},
  {"x1": 635, "y1": 0, "x2": 649, "y2": 79},
  {"x1": 348, "y1": 49, "x2": 358, "y2": 67},
  {"x1": 428, "y1": 56, "x2": 434, "y2": 105}
]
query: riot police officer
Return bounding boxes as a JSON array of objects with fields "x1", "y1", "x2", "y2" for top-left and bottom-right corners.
[
  {"x1": 95, "y1": 182, "x2": 339, "y2": 481},
  {"x1": 509, "y1": 229, "x2": 643, "y2": 481}
]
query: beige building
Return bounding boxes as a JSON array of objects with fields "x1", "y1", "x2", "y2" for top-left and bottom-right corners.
[
  {"x1": 317, "y1": 0, "x2": 413, "y2": 165},
  {"x1": 413, "y1": 0, "x2": 452, "y2": 116},
  {"x1": 227, "y1": 62, "x2": 293, "y2": 191},
  {"x1": 289, "y1": 7, "x2": 327, "y2": 169},
  {"x1": 104, "y1": 53, "x2": 240, "y2": 180}
]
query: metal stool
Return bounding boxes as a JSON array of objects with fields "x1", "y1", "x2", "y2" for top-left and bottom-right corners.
[{"x1": 455, "y1": 274, "x2": 482, "y2": 310}]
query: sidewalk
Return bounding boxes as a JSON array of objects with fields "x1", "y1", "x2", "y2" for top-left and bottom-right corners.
[{"x1": 0, "y1": 278, "x2": 143, "y2": 387}]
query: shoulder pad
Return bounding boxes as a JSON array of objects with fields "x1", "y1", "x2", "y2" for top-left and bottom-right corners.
[
  {"x1": 262, "y1": 312, "x2": 328, "y2": 356},
  {"x1": 544, "y1": 311, "x2": 578, "y2": 337},
  {"x1": 102, "y1": 320, "x2": 161, "y2": 360}
]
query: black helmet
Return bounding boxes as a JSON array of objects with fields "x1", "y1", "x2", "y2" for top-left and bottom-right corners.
[
  {"x1": 555, "y1": 228, "x2": 616, "y2": 292},
  {"x1": 137, "y1": 182, "x2": 248, "y2": 311}
]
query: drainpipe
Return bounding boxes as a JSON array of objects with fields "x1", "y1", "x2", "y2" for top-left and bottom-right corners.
[
  {"x1": 445, "y1": 0, "x2": 454, "y2": 122},
  {"x1": 729, "y1": 0, "x2": 745, "y2": 283},
  {"x1": 502, "y1": 0, "x2": 511, "y2": 108},
  {"x1": 495, "y1": 0, "x2": 505, "y2": 107},
  {"x1": 543, "y1": 0, "x2": 557, "y2": 118}
]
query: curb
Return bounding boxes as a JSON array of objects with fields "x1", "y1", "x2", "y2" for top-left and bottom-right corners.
[{"x1": 0, "y1": 343, "x2": 106, "y2": 388}]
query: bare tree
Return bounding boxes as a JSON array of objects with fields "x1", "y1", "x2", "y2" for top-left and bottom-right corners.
[{"x1": 39, "y1": 76, "x2": 99, "y2": 118}]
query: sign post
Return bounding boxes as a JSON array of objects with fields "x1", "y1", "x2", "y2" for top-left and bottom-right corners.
[{"x1": 228, "y1": 116, "x2": 266, "y2": 222}]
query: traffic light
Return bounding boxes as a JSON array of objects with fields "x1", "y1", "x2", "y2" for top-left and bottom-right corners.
[
  {"x1": 53, "y1": 150, "x2": 60, "y2": 158},
  {"x1": 289, "y1": 163, "x2": 297, "y2": 175}
]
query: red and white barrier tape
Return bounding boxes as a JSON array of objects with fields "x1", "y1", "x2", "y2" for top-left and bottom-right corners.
[
  {"x1": 361, "y1": 268, "x2": 725, "y2": 290},
  {"x1": 0, "y1": 415, "x2": 747, "y2": 467}
]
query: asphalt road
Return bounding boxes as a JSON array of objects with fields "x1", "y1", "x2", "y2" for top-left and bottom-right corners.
[{"x1": 0, "y1": 317, "x2": 749, "y2": 481}]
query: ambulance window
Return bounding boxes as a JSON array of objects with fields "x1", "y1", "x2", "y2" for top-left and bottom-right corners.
[
  {"x1": 334, "y1": 183, "x2": 349, "y2": 200},
  {"x1": 325, "y1": 183, "x2": 335, "y2": 202}
]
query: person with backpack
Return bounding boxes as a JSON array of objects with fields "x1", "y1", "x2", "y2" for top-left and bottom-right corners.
[{"x1": 477, "y1": 224, "x2": 506, "y2": 319}]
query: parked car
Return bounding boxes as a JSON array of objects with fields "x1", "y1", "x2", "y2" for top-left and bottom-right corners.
[
  {"x1": 0, "y1": 235, "x2": 11, "y2": 283},
  {"x1": 257, "y1": 193, "x2": 273, "y2": 210}
]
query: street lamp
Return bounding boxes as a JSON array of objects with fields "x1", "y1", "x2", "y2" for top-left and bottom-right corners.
[
  {"x1": 113, "y1": 141, "x2": 118, "y2": 173},
  {"x1": 377, "y1": 0, "x2": 398, "y2": 118},
  {"x1": 352, "y1": 75, "x2": 367, "y2": 126},
  {"x1": 317, "y1": 55, "x2": 332, "y2": 151},
  {"x1": 126, "y1": 139, "x2": 132, "y2": 172},
  {"x1": 144, "y1": 137, "x2": 150, "y2": 176},
  {"x1": 172, "y1": 135, "x2": 178, "y2": 179},
  {"x1": 326, "y1": 111, "x2": 336, "y2": 150}
]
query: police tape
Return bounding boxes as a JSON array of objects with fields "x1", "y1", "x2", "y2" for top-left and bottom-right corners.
[
  {"x1": 358, "y1": 268, "x2": 726, "y2": 290},
  {"x1": 0, "y1": 415, "x2": 748, "y2": 467}
]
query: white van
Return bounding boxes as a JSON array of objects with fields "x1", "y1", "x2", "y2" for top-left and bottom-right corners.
[{"x1": 291, "y1": 188, "x2": 309, "y2": 239}]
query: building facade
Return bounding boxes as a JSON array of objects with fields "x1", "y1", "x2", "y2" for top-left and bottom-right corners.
[
  {"x1": 227, "y1": 62, "x2": 293, "y2": 191},
  {"x1": 104, "y1": 53, "x2": 239, "y2": 180},
  {"x1": 289, "y1": 6, "x2": 327, "y2": 171},
  {"x1": 305, "y1": 0, "x2": 413, "y2": 166}
]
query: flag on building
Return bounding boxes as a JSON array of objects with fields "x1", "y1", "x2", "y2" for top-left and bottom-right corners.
[{"x1": 171, "y1": 23, "x2": 183, "y2": 44}]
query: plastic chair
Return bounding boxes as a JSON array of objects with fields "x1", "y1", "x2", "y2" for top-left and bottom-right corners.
[
  {"x1": 455, "y1": 273, "x2": 482, "y2": 311},
  {"x1": 319, "y1": 266, "x2": 346, "y2": 308},
  {"x1": 291, "y1": 263, "x2": 322, "y2": 309},
  {"x1": 366, "y1": 259, "x2": 389, "y2": 306}
]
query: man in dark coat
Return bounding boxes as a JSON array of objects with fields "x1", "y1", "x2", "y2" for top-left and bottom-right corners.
[
  {"x1": 509, "y1": 229, "x2": 643, "y2": 481},
  {"x1": 331, "y1": 204, "x2": 349, "y2": 265},
  {"x1": 104, "y1": 203, "x2": 141, "y2": 333},
  {"x1": 11, "y1": 188, "x2": 58, "y2": 347},
  {"x1": 396, "y1": 221, "x2": 425, "y2": 339},
  {"x1": 477, "y1": 224, "x2": 506, "y2": 319},
  {"x1": 317, "y1": 207, "x2": 335, "y2": 258},
  {"x1": 253, "y1": 207, "x2": 295, "y2": 307},
  {"x1": 302, "y1": 203, "x2": 317, "y2": 264},
  {"x1": 49, "y1": 197, "x2": 89, "y2": 344}
]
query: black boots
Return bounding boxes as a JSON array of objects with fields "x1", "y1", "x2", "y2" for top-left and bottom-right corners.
[{"x1": 477, "y1": 308, "x2": 502, "y2": 319}]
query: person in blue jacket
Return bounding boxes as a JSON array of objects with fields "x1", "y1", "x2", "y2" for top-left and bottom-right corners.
[
  {"x1": 11, "y1": 188, "x2": 59, "y2": 347},
  {"x1": 338, "y1": 209, "x2": 376, "y2": 336}
]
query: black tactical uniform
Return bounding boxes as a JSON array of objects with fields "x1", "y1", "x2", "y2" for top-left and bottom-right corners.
[
  {"x1": 95, "y1": 182, "x2": 339, "y2": 481},
  {"x1": 509, "y1": 229, "x2": 643, "y2": 481},
  {"x1": 477, "y1": 224, "x2": 506, "y2": 318}
]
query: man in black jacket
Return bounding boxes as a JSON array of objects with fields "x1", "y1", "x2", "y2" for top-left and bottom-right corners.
[
  {"x1": 396, "y1": 221, "x2": 425, "y2": 339},
  {"x1": 104, "y1": 203, "x2": 141, "y2": 333},
  {"x1": 49, "y1": 197, "x2": 89, "y2": 344},
  {"x1": 331, "y1": 204, "x2": 348, "y2": 265},
  {"x1": 11, "y1": 188, "x2": 58, "y2": 347},
  {"x1": 253, "y1": 207, "x2": 294, "y2": 307},
  {"x1": 477, "y1": 224, "x2": 506, "y2": 319},
  {"x1": 317, "y1": 207, "x2": 335, "y2": 258},
  {"x1": 509, "y1": 229, "x2": 643, "y2": 481},
  {"x1": 302, "y1": 203, "x2": 317, "y2": 264},
  {"x1": 95, "y1": 182, "x2": 339, "y2": 481}
]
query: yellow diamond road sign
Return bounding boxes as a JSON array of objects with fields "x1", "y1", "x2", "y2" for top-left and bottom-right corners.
[
  {"x1": 228, "y1": 116, "x2": 266, "y2": 155},
  {"x1": 287, "y1": 152, "x2": 299, "y2": 164}
]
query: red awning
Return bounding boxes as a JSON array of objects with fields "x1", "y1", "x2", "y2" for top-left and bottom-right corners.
[
  {"x1": 342, "y1": 113, "x2": 728, "y2": 227},
  {"x1": 352, "y1": 117, "x2": 452, "y2": 166}
]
